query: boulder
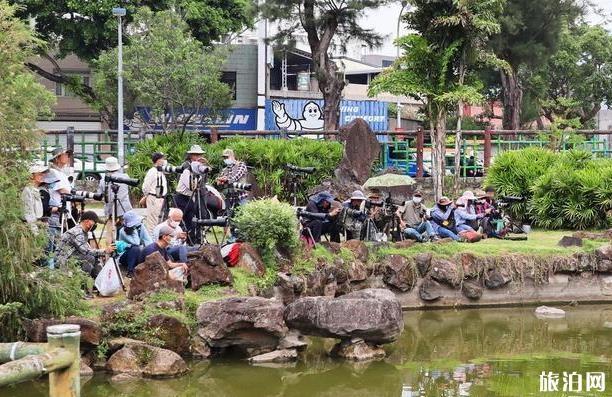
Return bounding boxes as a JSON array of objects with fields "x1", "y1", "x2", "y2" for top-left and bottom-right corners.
[
  {"x1": 337, "y1": 118, "x2": 381, "y2": 185},
  {"x1": 534, "y1": 306, "x2": 566, "y2": 319},
  {"x1": 340, "y1": 240, "x2": 369, "y2": 263},
  {"x1": 24, "y1": 317, "x2": 101, "y2": 346},
  {"x1": 188, "y1": 245, "x2": 233, "y2": 290},
  {"x1": 484, "y1": 268, "x2": 512, "y2": 289},
  {"x1": 558, "y1": 236, "x2": 583, "y2": 247},
  {"x1": 248, "y1": 349, "x2": 298, "y2": 364},
  {"x1": 382, "y1": 255, "x2": 417, "y2": 292},
  {"x1": 347, "y1": 261, "x2": 368, "y2": 282},
  {"x1": 196, "y1": 297, "x2": 288, "y2": 357},
  {"x1": 430, "y1": 258, "x2": 462, "y2": 287},
  {"x1": 147, "y1": 314, "x2": 191, "y2": 355},
  {"x1": 284, "y1": 288, "x2": 403, "y2": 344},
  {"x1": 415, "y1": 253, "x2": 433, "y2": 276},
  {"x1": 275, "y1": 272, "x2": 306, "y2": 305},
  {"x1": 108, "y1": 338, "x2": 147, "y2": 354},
  {"x1": 330, "y1": 338, "x2": 385, "y2": 361},
  {"x1": 128, "y1": 252, "x2": 184, "y2": 300},
  {"x1": 419, "y1": 278, "x2": 443, "y2": 302},
  {"x1": 596, "y1": 245, "x2": 612, "y2": 261},
  {"x1": 461, "y1": 280, "x2": 483, "y2": 300},
  {"x1": 234, "y1": 243, "x2": 266, "y2": 277},
  {"x1": 106, "y1": 344, "x2": 188, "y2": 377}
]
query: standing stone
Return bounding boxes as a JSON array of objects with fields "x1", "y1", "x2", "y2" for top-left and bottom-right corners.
[
  {"x1": 336, "y1": 118, "x2": 381, "y2": 185},
  {"x1": 235, "y1": 243, "x2": 266, "y2": 276},
  {"x1": 128, "y1": 252, "x2": 184, "y2": 299},
  {"x1": 382, "y1": 255, "x2": 417, "y2": 292},
  {"x1": 188, "y1": 245, "x2": 233, "y2": 290}
]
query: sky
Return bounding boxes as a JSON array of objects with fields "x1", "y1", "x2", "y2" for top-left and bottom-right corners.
[{"x1": 360, "y1": 0, "x2": 612, "y2": 58}]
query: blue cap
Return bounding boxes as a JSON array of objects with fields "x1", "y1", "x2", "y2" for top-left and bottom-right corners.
[{"x1": 122, "y1": 211, "x2": 142, "y2": 228}]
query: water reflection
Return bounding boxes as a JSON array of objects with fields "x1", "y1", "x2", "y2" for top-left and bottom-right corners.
[{"x1": 2, "y1": 305, "x2": 612, "y2": 397}]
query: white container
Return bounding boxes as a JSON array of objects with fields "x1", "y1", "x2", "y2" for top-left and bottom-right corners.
[{"x1": 522, "y1": 224, "x2": 531, "y2": 234}]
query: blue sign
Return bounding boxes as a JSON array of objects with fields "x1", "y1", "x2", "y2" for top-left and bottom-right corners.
[
  {"x1": 134, "y1": 107, "x2": 257, "y2": 131},
  {"x1": 265, "y1": 99, "x2": 388, "y2": 132}
]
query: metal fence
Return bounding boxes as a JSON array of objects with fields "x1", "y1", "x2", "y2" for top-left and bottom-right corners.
[{"x1": 41, "y1": 128, "x2": 612, "y2": 181}]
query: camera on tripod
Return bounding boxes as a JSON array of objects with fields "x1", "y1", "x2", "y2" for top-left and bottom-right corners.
[
  {"x1": 286, "y1": 164, "x2": 315, "y2": 174},
  {"x1": 192, "y1": 216, "x2": 229, "y2": 227},
  {"x1": 296, "y1": 208, "x2": 328, "y2": 221},
  {"x1": 61, "y1": 193, "x2": 86, "y2": 203},
  {"x1": 191, "y1": 162, "x2": 211, "y2": 176},
  {"x1": 104, "y1": 174, "x2": 139, "y2": 187},
  {"x1": 364, "y1": 199, "x2": 384, "y2": 210},
  {"x1": 222, "y1": 182, "x2": 252, "y2": 191},
  {"x1": 156, "y1": 164, "x2": 185, "y2": 174},
  {"x1": 71, "y1": 189, "x2": 103, "y2": 201}
]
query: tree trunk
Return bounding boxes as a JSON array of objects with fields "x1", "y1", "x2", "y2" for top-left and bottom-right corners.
[
  {"x1": 314, "y1": 56, "x2": 344, "y2": 131},
  {"x1": 453, "y1": 57, "x2": 466, "y2": 193},
  {"x1": 500, "y1": 68, "x2": 522, "y2": 130},
  {"x1": 430, "y1": 107, "x2": 447, "y2": 201}
]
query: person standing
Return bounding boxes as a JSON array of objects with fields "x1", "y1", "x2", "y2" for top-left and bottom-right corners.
[
  {"x1": 174, "y1": 145, "x2": 208, "y2": 244},
  {"x1": 44, "y1": 147, "x2": 73, "y2": 256},
  {"x1": 22, "y1": 162, "x2": 48, "y2": 234},
  {"x1": 398, "y1": 191, "x2": 436, "y2": 242},
  {"x1": 141, "y1": 152, "x2": 168, "y2": 233},
  {"x1": 216, "y1": 148, "x2": 249, "y2": 205},
  {"x1": 97, "y1": 156, "x2": 134, "y2": 243}
]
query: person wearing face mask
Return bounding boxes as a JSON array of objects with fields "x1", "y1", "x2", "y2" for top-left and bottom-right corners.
[
  {"x1": 430, "y1": 196, "x2": 460, "y2": 241},
  {"x1": 55, "y1": 211, "x2": 115, "y2": 277},
  {"x1": 398, "y1": 191, "x2": 437, "y2": 242},
  {"x1": 45, "y1": 147, "x2": 73, "y2": 253},
  {"x1": 216, "y1": 148, "x2": 249, "y2": 204},
  {"x1": 454, "y1": 191, "x2": 487, "y2": 233},
  {"x1": 302, "y1": 191, "x2": 342, "y2": 243},
  {"x1": 152, "y1": 208, "x2": 192, "y2": 263},
  {"x1": 97, "y1": 156, "x2": 134, "y2": 243},
  {"x1": 22, "y1": 162, "x2": 49, "y2": 235},
  {"x1": 141, "y1": 152, "x2": 168, "y2": 233},
  {"x1": 117, "y1": 211, "x2": 153, "y2": 278},
  {"x1": 139, "y1": 225, "x2": 189, "y2": 274}
]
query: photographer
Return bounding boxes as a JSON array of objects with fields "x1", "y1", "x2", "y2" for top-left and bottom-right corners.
[
  {"x1": 152, "y1": 208, "x2": 192, "y2": 263},
  {"x1": 141, "y1": 152, "x2": 168, "y2": 233},
  {"x1": 476, "y1": 186, "x2": 501, "y2": 237},
  {"x1": 97, "y1": 156, "x2": 134, "y2": 242},
  {"x1": 431, "y1": 196, "x2": 460, "y2": 241},
  {"x1": 22, "y1": 162, "x2": 48, "y2": 235},
  {"x1": 45, "y1": 147, "x2": 73, "y2": 252},
  {"x1": 302, "y1": 191, "x2": 341, "y2": 243},
  {"x1": 139, "y1": 225, "x2": 189, "y2": 274},
  {"x1": 56, "y1": 211, "x2": 115, "y2": 277},
  {"x1": 174, "y1": 145, "x2": 208, "y2": 244},
  {"x1": 216, "y1": 148, "x2": 249, "y2": 205},
  {"x1": 117, "y1": 211, "x2": 153, "y2": 278},
  {"x1": 454, "y1": 191, "x2": 487, "y2": 234},
  {"x1": 340, "y1": 190, "x2": 368, "y2": 240},
  {"x1": 398, "y1": 191, "x2": 436, "y2": 242}
]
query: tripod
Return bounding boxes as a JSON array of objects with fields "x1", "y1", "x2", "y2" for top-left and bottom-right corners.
[
  {"x1": 96, "y1": 181, "x2": 127, "y2": 291},
  {"x1": 59, "y1": 198, "x2": 78, "y2": 235},
  {"x1": 286, "y1": 171, "x2": 307, "y2": 207}
]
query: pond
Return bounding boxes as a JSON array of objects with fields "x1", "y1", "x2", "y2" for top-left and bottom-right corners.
[{"x1": 3, "y1": 305, "x2": 612, "y2": 397}]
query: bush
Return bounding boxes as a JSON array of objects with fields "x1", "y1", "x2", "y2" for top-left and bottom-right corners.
[
  {"x1": 484, "y1": 147, "x2": 558, "y2": 222},
  {"x1": 233, "y1": 199, "x2": 299, "y2": 265},
  {"x1": 126, "y1": 134, "x2": 343, "y2": 200}
]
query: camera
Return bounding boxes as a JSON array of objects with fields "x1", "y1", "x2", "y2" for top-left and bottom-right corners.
[
  {"x1": 343, "y1": 207, "x2": 366, "y2": 219},
  {"x1": 286, "y1": 163, "x2": 315, "y2": 174},
  {"x1": 71, "y1": 189, "x2": 103, "y2": 201},
  {"x1": 156, "y1": 164, "x2": 185, "y2": 174},
  {"x1": 364, "y1": 199, "x2": 384, "y2": 209},
  {"x1": 190, "y1": 162, "x2": 211, "y2": 176},
  {"x1": 296, "y1": 208, "x2": 328, "y2": 221},
  {"x1": 498, "y1": 196, "x2": 525, "y2": 208},
  {"x1": 104, "y1": 174, "x2": 139, "y2": 187},
  {"x1": 61, "y1": 194, "x2": 86, "y2": 203},
  {"x1": 192, "y1": 217, "x2": 229, "y2": 227},
  {"x1": 222, "y1": 182, "x2": 252, "y2": 191}
]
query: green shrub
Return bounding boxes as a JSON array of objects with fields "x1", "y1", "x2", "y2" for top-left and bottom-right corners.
[
  {"x1": 233, "y1": 199, "x2": 299, "y2": 265},
  {"x1": 484, "y1": 148, "x2": 558, "y2": 222}
]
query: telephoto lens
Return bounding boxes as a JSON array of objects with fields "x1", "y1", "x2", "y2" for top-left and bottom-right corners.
[
  {"x1": 192, "y1": 217, "x2": 229, "y2": 227},
  {"x1": 227, "y1": 182, "x2": 252, "y2": 191},
  {"x1": 71, "y1": 189, "x2": 104, "y2": 201},
  {"x1": 285, "y1": 163, "x2": 315, "y2": 174},
  {"x1": 61, "y1": 194, "x2": 86, "y2": 203},
  {"x1": 104, "y1": 174, "x2": 139, "y2": 187},
  {"x1": 156, "y1": 164, "x2": 184, "y2": 174}
]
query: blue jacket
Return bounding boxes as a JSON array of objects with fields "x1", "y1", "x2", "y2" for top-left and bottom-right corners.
[
  {"x1": 431, "y1": 205, "x2": 455, "y2": 232},
  {"x1": 118, "y1": 225, "x2": 153, "y2": 248},
  {"x1": 454, "y1": 205, "x2": 482, "y2": 228}
]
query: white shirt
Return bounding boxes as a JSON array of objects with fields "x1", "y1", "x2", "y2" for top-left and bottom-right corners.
[
  {"x1": 142, "y1": 167, "x2": 168, "y2": 197},
  {"x1": 46, "y1": 167, "x2": 71, "y2": 207}
]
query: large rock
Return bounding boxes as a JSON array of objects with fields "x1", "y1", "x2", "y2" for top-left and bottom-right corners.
[
  {"x1": 196, "y1": 297, "x2": 288, "y2": 357},
  {"x1": 461, "y1": 280, "x2": 483, "y2": 300},
  {"x1": 484, "y1": 268, "x2": 512, "y2": 289},
  {"x1": 347, "y1": 261, "x2": 368, "y2": 282},
  {"x1": 24, "y1": 317, "x2": 101, "y2": 346},
  {"x1": 106, "y1": 344, "x2": 188, "y2": 378},
  {"x1": 128, "y1": 252, "x2": 184, "y2": 299},
  {"x1": 234, "y1": 243, "x2": 266, "y2": 277},
  {"x1": 419, "y1": 278, "x2": 443, "y2": 302},
  {"x1": 558, "y1": 236, "x2": 583, "y2": 247},
  {"x1": 340, "y1": 240, "x2": 369, "y2": 263},
  {"x1": 284, "y1": 288, "x2": 403, "y2": 344},
  {"x1": 188, "y1": 245, "x2": 233, "y2": 290},
  {"x1": 337, "y1": 118, "x2": 381, "y2": 185},
  {"x1": 382, "y1": 255, "x2": 417, "y2": 292},
  {"x1": 430, "y1": 258, "x2": 462, "y2": 287},
  {"x1": 147, "y1": 314, "x2": 191, "y2": 355},
  {"x1": 415, "y1": 253, "x2": 433, "y2": 276},
  {"x1": 596, "y1": 245, "x2": 612, "y2": 261},
  {"x1": 330, "y1": 338, "x2": 386, "y2": 361}
]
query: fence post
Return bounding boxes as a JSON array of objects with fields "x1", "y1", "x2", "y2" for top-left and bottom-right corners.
[
  {"x1": 416, "y1": 128, "x2": 424, "y2": 178},
  {"x1": 47, "y1": 324, "x2": 80, "y2": 397},
  {"x1": 66, "y1": 127, "x2": 75, "y2": 168},
  {"x1": 483, "y1": 127, "x2": 492, "y2": 171},
  {"x1": 210, "y1": 127, "x2": 219, "y2": 144}
]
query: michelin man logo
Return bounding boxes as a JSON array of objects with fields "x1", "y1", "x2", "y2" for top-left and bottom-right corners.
[{"x1": 272, "y1": 100, "x2": 324, "y2": 131}]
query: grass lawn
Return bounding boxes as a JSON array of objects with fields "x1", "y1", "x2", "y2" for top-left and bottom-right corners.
[{"x1": 380, "y1": 230, "x2": 609, "y2": 258}]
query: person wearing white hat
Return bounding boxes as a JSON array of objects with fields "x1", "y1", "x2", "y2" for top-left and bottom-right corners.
[
  {"x1": 216, "y1": 148, "x2": 249, "y2": 204},
  {"x1": 96, "y1": 156, "x2": 134, "y2": 243},
  {"x1": 21, "y1": 162, "x2": 49, "y2": 236},
  {"x1": 141, "y1": 152, "x2": 168, "y2": 233},
  {"x1": 454, "y1": 191, "x2": 485, "y2": 233},
  {"x1": 340, "y1": 190, "x2": 368, "y2": 240},
  {"x1": 45, "y1": 147, "x2": 73, "y2": 239}
]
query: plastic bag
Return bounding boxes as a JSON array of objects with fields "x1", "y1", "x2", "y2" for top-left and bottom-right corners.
[
  {"x1": 94, "y1": 258, "x2": 122, "y2": 296},
  {"x1": 168, "y1": 267, "x2": 186, "y2": 282}
]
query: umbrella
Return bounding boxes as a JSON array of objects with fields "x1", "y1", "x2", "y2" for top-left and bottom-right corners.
[{"x1": 363, "y1": 173, "x2": 415, "y2": 190}]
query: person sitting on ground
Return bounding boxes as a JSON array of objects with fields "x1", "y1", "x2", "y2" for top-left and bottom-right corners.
[
  {"x1": 302, "y1": 191, "x2": 342, "y2": 243},
  {"x1": 476, "y1": 186, "x2": 501, "y2": 237},
  {"x1": 340, "y1": 190, "x2": 368, "y2": 240},
  {"x1": 454, "y1": 191, "x2": 487, "y2": 234},
  {"x1": 152, "y1": 208, "x2": 192, "y2": 263},
  {"x1": 430, "y1": 196, "x2": 460, "y2": 241},
  {"x1": 397, "y1": 191, "x2": 436, "y2": 242},
  {"x1": 56, "y1": 211, "x2": 115, "y2": 277},
  {"x1": 216, "y1": 148, "x2": 250, "y2": 206},
  {"x1": 118, "y1": 211, "x2": 153, "y2": 278},
  {"x1": 139, "y1": 225, "x2": 189, "y2": 273}
]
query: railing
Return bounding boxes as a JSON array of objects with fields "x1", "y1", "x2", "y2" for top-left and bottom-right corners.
[
  {"x1": 0, "y1": 324, "x2": 81, "y2": 397},
  {"x1": 40, "y1": 127, "x2": 612, "y2": 181}
]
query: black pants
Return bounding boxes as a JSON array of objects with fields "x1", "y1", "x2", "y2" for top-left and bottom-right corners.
[
  {"x1": 305, "y1": 220, "x2": 341, "y2": 243},
  {"x1": 174, "y1": 192, "x2": 200, "y2": 245}
]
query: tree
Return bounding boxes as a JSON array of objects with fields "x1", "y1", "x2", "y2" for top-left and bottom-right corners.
[
  {"x1": 488, "y1": 0, "x2": 582, "y2": 129},
  {"x1": 369, "y1": 35, "x2": 483, "y2": 199},
  {"x1": 92, "y1": 8, "x2": 232, "y2": 132},
  {"x1": 11, "y1": 0, "x2": 254, "y2": 106},
  {"x1": 529, "y1": 24, "x2": 612, "y2": 126},
  {"x1": 261, "y1": 0, "x2": 386, "y2": 130},
  {"x1": 0, "y1": 1, "x2": 88, "y2": 340}
]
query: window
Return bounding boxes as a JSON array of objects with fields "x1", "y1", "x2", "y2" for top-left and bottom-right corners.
[
  {"x1": 382, "y1": 60, "x2": 393, "y2": 67},
  {"x1": 221, "y1": 71, "x2": 237, "y2": 100},
  {"x1": 55, "y1": 73, "x2": 90, "y2": 97}
]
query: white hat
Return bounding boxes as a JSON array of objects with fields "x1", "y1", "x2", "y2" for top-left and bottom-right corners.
[
  {"x1": 29, "y1": 161, "x2": 48, "y2": 174},
  {"x1": 187, "y1": 145, "x2": 205, "y2": 155},
  {"x1": 104, "y1": 156, "x2": 121, "y2": 172},
  {"x1": 350, "y1": 190, "x2": 367, "y2": 200},
  {"x1": 462, "y1": 191, "x2": 476, "y2": 200},
  {"x1": 222, "y1": 148, "x2": 234, "y2": 157}
]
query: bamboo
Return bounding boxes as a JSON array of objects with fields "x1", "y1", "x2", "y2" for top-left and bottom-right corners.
[
  {"x1": 0, "y1": 343, "x2": 47, "y2": 363},
  {"x1": 0, "y1": 348, "x2": 73, "y2": 387}
]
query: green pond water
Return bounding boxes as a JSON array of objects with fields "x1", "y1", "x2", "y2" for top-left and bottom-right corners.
[{"x1": 3, "y1": 305, "x2": 612, "y2": 397}]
